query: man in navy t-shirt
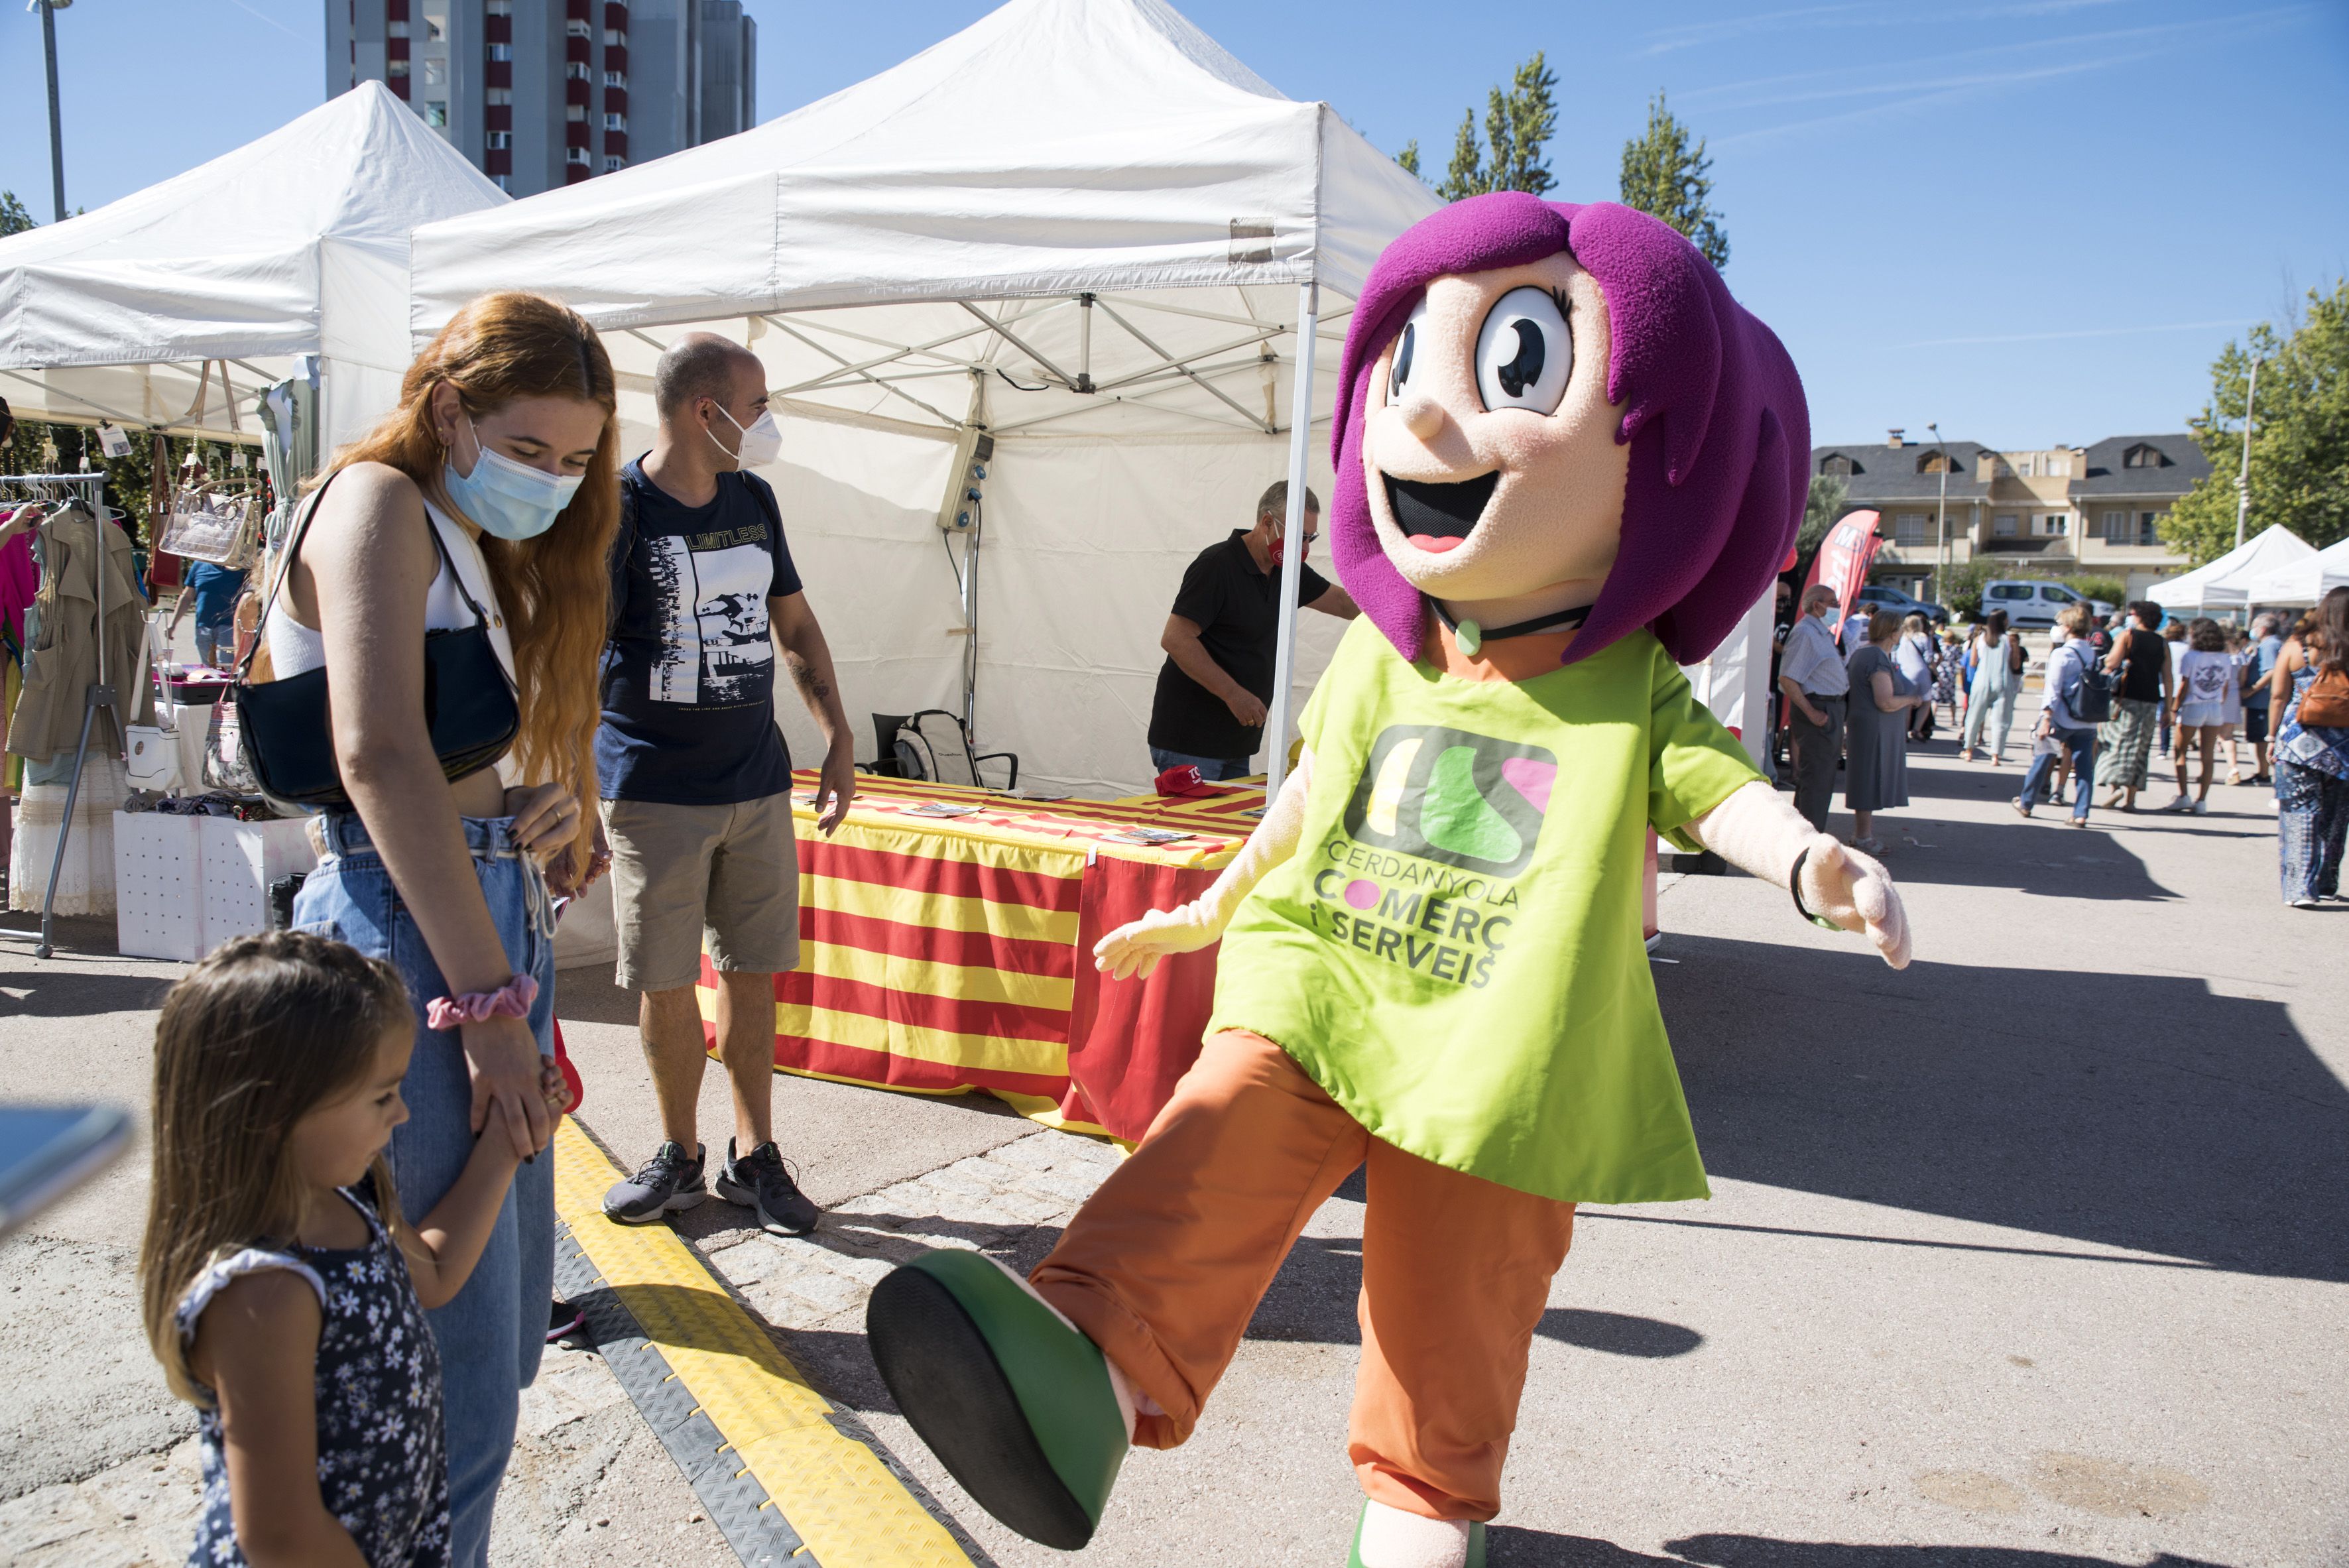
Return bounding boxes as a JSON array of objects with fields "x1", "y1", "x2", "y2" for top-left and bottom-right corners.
[{"x1": 597, "y1": 333, "x2": 855, "y2": 1238}]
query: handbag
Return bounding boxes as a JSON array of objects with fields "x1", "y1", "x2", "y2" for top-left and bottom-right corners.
[
  {"x1": 160, "y1": 485, "x2": 262, "y2": 570},
  {"x1": 231, "y1": 471, "x2": 520, "y2": 813},
  {"x1": 2297, "y1": 664, "x2": 2349, "y2": 728}
]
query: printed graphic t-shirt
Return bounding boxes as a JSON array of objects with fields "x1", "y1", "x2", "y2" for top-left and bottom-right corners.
[
  {"x1": 598, "y1": 459, "x2": 804, "y2": 804},
  {"x1": 1206, "y1": 617, "x2": 1764, "y2": 1205}
]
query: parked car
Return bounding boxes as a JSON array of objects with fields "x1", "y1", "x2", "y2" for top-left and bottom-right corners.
[
  {"x1": 1855, "y1": 583, "x2": 1951, "y2": 625},
  {"x1": 1980, "y1": 579, "x2": 2114, "y2": 629}
]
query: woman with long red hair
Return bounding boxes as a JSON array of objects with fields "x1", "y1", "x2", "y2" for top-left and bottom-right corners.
[{"x1": 259, "y1": 291, "x2": 620, "y2": 1565}]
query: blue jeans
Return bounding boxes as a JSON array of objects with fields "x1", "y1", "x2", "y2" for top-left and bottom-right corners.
[
  {"x1": 2019, "y1": 726, "x2": 2098, "y2": 821},
  {"x1": 1149, "y1": 747, "x2": 1251, "y2": 781},
  {"x1": 293, "y1": 812, "x2": 558, "y2": 1568}
]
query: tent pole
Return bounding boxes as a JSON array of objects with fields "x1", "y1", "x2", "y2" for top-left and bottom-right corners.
[{"x1": 1264, "y1": 280, "x2": 1319, "y2": 801}]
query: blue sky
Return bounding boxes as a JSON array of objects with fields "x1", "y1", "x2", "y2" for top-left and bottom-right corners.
[{"x1": 4, "y1": 0, "x2": 2344, "y2": 449}]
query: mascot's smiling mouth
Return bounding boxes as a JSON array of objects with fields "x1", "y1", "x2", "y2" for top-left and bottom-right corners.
[{"x1": 1384, "y1": 471, "x2": 1500, "y2": 554}]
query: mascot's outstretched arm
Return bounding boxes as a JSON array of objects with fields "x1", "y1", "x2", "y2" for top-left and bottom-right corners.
[
  {"x1": 1687, "y1": 780, "x2": 1912, "y2": 969},
  {"x1": 1093, "y1": 750, "x2": 1317, "y2": 980}
]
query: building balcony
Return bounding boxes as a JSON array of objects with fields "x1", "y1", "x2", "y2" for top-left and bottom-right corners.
[
  {"x1": 485, "y1": 14, "x2": 511, "y2": 42},
  {"x1": 1981, "y1": 536, "x2": 2073, "y2": 557},
  {"x1": 567, "y1": 78, "x2": 589, "y2": 105},
  {"x1": 1876, "y1": 536, "x2": 1974, "y2": 566}
]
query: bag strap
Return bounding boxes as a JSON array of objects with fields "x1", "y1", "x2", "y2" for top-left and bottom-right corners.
[
  {"x1": 238, "y1": 471, "x2": 494, "y2": 682},
  {"x1": 238, "y1": 469, "x2": 341, "y2": 680}
]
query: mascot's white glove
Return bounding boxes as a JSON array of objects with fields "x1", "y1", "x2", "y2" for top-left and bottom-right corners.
[
  {"x1": 1688, "y1": 780, "x2": 1913, "y2": 969},
  {"x1": 1093, "y1": 751, "x2": 1315, "y2": 982}
]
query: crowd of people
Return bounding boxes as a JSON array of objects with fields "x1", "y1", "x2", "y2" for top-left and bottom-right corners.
[{"x1": 1776, "y1": 578, "x2": 2348, "y2": 905}]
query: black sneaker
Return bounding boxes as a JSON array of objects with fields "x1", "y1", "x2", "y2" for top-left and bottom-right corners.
[
  {"x1": 715, "y1": 1139, "x2": 821, "y2": 1236},
  {"x1": 548, "y1": 1299, "x2": 586, "y2": 1344},
  {"x1": 602, "y1": 1140, "x2": 707, "y2": 1224}
]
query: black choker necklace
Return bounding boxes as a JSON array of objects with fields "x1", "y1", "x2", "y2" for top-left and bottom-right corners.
[{"x1": 1431, "y1": 599, "x2": 1592, "y2": 657}]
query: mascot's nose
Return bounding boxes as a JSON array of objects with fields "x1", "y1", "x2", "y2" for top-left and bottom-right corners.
[{"x1": 1396, "y1": 394, "x2": 1446, "y2": 442}]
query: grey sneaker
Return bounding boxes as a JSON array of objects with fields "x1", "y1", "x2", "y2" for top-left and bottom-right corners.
[
  {"x1": 602, "y1": 1140, "x2": 707, "y2": 1224},
  {"x1": 716, "y1": 1139, "x2": 821, "y2": 1236}
]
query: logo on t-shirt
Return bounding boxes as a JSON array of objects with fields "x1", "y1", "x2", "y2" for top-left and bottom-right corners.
[
  {"x1": 1341, "y1": 725, "x2": 1556, "y2": 877},
  {"x1": 644, "y1": 534, "x2": 775, "y2": 705},
  {"x1": 1301, "y1": 725, "x2": 1557, "y2": 991}
]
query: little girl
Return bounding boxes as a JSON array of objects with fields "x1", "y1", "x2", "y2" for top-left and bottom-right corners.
[{"x1": 139, "y1": 931, "x2": 566, "y2": 1567}]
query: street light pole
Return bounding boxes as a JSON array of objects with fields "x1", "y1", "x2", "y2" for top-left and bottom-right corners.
[
  {"x1": 35, "y1": 0, "x2": 72, "y2": 223},
  {"x1": 1928, "y1": 420, "x2": 1951, "y2": 603},
  {"x1": 2232, "y1": 355, "x2": 2258, "y2": 552}
]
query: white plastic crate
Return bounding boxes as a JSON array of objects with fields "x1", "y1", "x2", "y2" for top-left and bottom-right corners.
[
  {"x1": 113, "y1": 812, "x2": 206, "y2": 961},
  {"x1": 200, "y1": 815, "x2": 318, "y2": 947}
]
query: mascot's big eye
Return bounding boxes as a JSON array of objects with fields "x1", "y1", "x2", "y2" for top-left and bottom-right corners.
[
  {"x1": 1387, "y1": 300, "x2": 1428, "y2": 401},
  {"x1": 1474, "y1": 286, "x2": 1571, "y2": 415}
]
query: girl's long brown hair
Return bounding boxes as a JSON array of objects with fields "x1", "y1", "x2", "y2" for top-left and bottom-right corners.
[
  {"x1": 2313, "y1": 586, "x2": 2349, "y2": 677},
  {"x1": 139, "y1": 932, "x2": 414, "y2": 1408},
  {"x1": 322, "y1": 291, "x2": 619, "y2": 870}
]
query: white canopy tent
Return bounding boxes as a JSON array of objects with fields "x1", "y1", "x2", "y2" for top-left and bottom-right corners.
[
  {"x1": 2146, "y1": 524, "x2": 2313, "y2": 613},
  {"x1": 410, "y1": 0, "x2": 1437, "y2": 797},
  {"x1": 2234, "y1": 535, "x2": 2349, "y2": 607},
  {"x1": 0, "y1": 82, "x2": 506, "y2": 453}
]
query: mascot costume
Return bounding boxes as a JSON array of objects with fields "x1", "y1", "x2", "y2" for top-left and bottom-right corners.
[{"x1": 867, "y1": 192, "x2": 1913, "y2": 1567}]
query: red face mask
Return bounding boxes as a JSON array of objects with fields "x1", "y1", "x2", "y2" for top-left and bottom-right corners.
[{"x1": 1267, "y1": 528, "x2": 1315, "y2": 569}]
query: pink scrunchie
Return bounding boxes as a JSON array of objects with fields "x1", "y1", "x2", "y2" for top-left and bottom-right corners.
[{"x1": 426, "y1": 974, "x2": 540, "y2": 1032}]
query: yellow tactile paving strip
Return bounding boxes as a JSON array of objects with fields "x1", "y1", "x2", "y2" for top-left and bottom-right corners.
[{"x1": 554, "y1": 1121, "x2": 977, "y2": 1567}]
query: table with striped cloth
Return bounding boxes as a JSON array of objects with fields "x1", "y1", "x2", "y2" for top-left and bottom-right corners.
[{"x1": 698, "y1": 771, "x2": 1260, "y2": 1142}]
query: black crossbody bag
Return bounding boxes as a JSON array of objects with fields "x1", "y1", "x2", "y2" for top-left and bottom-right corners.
[{"x1": 233, "y1": 471, "x2": 520, "y2": 813}]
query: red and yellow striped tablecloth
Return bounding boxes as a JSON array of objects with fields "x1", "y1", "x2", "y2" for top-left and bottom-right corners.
[{"x1": 701, "y1": 771, "x2": 1259, "y2": 1140}]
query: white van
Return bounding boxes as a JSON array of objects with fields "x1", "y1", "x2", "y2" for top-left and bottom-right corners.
[{"x1": 1981, "y1": 579, "x2": 2113, "y2": 629}]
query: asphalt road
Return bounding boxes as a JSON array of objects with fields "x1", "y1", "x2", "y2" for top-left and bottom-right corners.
[{"x1": 2, "y1": 737, "x2": 2341, "y2": 1568}]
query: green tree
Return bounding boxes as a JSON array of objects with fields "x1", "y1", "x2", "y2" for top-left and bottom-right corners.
[
  {"x1": 1395, "y1": 141, "x2": 1421, "y2": 179},
  {"x1": 1618, "y1": 92, "x2": 1729, "y2": 270},
  {"x1": 1799, "y1": 472, "x2": 1847, "y2": 556},
  {"x1": 1430, "y1": 53, "x2": 1559, "y2": 202},
  {"x1": 2161, "y1": 277, "x2": 2349, "y2": 564},
  {"x1": 0, "y1": 190, "x2": 34, "y2": 237}
]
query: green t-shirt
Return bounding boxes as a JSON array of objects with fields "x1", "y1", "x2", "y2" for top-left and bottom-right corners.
[{"x1": 1206, "y1": 618, "x2": 1764, "y2": 1205}]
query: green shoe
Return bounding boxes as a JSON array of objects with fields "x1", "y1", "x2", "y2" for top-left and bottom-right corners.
[
  {"x1": 865, "y1": 1248, "x2": 1129, "y2": 1549},
  {"x1": 1347, "y1": 1504, "x2": 1486, "y2": 1568}
]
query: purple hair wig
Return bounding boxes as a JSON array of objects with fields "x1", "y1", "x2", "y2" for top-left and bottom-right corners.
[{"x1": 1329, "y1": 192, "x2": 1810, "y2": 668}]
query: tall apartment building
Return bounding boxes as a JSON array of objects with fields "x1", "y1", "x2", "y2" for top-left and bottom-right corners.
[{"x1": 326, "y1": 0, "x2": 757, "y2": 196}]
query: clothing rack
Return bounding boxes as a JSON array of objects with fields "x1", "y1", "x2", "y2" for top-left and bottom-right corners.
[{"x1": 2, "y1": 471, "x2": 119, "y2": 959}]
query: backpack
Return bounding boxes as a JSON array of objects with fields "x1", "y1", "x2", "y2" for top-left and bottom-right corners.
[{"x1": 2057, "y1": 640, "x2": 2114, "y2": 725}]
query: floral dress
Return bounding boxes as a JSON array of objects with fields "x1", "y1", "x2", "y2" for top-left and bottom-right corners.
[{"x1": 176, "y1": 1183, "x2": 449, "y2": 1567}]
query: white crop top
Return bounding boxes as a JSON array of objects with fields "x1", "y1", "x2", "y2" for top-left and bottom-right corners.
[
  {"x1": 264, "y1": 500, "x2": 516, "y2": 683},
  {"x1": 263, "y1": 499, "x2": 522, "y2": 788}
]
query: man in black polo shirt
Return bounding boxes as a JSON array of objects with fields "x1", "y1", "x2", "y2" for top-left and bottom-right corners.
[{"x1": 1147, "y1": 481, "x2": 1357, "y2": 781}]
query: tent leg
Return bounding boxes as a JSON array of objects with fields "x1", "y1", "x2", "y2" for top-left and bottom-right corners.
[{"x1": 1262, "y1": 281, "x2": 1319, "y2": 801}]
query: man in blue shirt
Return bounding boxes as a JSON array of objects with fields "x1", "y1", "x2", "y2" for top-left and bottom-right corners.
[
  {"x1": 171, "y1": 560, "x2": 247, "y2": 667},
  {"x1": 599, "y1": 333, "x2": 855, "y2": 1238}
]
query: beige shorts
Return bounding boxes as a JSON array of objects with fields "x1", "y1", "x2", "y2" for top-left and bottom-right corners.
[{"x1": 601, "y1": 794, "x2": 801, "y2": 993}]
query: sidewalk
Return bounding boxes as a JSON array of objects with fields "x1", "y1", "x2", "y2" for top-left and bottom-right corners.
[{"x1": 1, "y1": 739, "x2": 2341, "y2": 1567}]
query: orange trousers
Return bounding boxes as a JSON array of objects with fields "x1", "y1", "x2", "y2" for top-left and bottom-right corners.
[{"x1": 1032, "y1": 1030, "x2": 1576, "y2": 1522}]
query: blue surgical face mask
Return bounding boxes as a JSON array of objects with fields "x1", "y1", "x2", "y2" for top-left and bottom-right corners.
[{"x1": 444, "y1": 412, "x2": 584, "y2": 540}]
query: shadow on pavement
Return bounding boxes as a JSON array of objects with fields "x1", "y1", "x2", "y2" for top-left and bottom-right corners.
[
  {"x1": 1661, "y1": 1538, "x2": 2227, "y2": 1568},
  {"x1": 1860, "y1": 812, "x2": 2177, "y2": 901},
  {"x1": 1656, "y1": 933, "x2": 2348, "y2": 1282}
]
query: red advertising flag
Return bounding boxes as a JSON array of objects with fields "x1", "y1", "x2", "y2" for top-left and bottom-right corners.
[{"x1": 1803, "y1": 509, "x2": 1884, "y2": 614}]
